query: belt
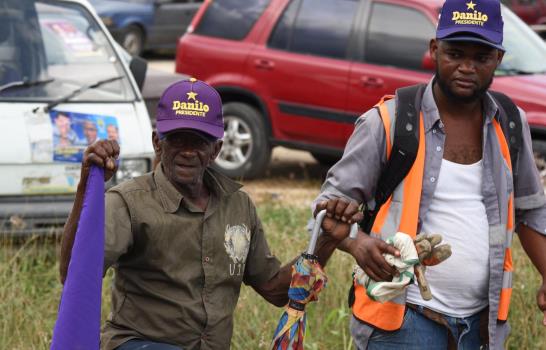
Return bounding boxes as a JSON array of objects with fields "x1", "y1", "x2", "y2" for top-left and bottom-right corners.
[{"x1": 406, "y1": 303, "x2": 489, "y2": 350}]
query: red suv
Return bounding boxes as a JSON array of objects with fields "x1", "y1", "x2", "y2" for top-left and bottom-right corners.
[
  {"x1": 501, "y1": 0, "x2": 546, "y2": 38},
  {"x1": 176, "y1": 0, "x2": 546, "y2": 178}
]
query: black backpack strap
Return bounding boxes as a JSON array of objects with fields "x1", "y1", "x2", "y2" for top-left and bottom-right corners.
[
  {"x1": 359, "y1": 84, "x2": 426, "y2": 234},
  {"x1": 489, "y1": 90, "x2": 522, "y2": 176}
]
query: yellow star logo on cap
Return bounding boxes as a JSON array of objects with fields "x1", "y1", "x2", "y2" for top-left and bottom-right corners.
[
  {"x1": 187, "y1": 91, "x2": 198, "y2": 101},
  {"x1": 466, "y1": 1, "x2": 476, "y2": 10}
]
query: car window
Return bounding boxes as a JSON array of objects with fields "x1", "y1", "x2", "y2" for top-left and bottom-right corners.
[
  {"x1": 365, "y1": 2, "x2": 435, "y2": 71},
  {"x1": 0, "y1": 1, "x2": 136, "y2": 102},
  {"x1": 194, "y1": 0, "x2": 270, "y2": 40},
  {"x1": 268, "y1": 0, "x2": 359, "y2": 59},
  {"x1": 497, "y1": 6, "x2": 546, "y2": 75}
]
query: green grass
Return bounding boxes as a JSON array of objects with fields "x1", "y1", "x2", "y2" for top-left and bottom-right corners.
[{"x1": 1, "y1": 201, "x2": 544, "y2": 349}]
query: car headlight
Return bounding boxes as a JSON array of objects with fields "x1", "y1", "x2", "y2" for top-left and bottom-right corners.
[
  {"x1": 100, "y1": 16, "x2": 114, "y2": 27},
  {"x1": 115, "y1": 158, "x2": 150, "y2": 184}
]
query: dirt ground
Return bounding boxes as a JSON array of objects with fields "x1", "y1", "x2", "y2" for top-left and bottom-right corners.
[{"x1": 240, "y1": 147, "x2": 328, "y2": 208}]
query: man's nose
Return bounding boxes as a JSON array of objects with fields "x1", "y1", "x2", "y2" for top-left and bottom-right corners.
[
  {"x1": 458, "y1": 58, "x2": 476, "y2": 73},
  {"x1": 177, "y1": 145, "x2": 199, "y2": 156}
]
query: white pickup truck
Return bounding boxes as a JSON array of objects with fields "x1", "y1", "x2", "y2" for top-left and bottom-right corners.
[{"x1": 0, "y1": 0, "x2": 159, "y2": 235}]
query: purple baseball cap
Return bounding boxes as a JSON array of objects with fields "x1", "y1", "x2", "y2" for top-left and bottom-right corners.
[
  {"x1": 156, "y1": 78, "x2": 224, "y2": 139},
  {"x1": 437, "y1": 0, "x2": 504, "y2": 51}
]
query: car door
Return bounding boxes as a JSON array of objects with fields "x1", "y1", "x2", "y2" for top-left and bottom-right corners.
[
  {"x1": 347, "y1": 0, "x2": 436, "y2": 140},
  {"x1": 149, "y1": 0, "x2": 202, "y2": 48},
  {"x1": 247, "y1": 0, "x2": 361, "y2": 150}
]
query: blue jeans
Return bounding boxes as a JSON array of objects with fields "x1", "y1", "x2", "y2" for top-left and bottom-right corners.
[
  {"x1": 366, "y1": 306, "x2": 484, "y2": 350},
  {"x1": 116, "y1": 339, "x2": 183, "y2": 350}
]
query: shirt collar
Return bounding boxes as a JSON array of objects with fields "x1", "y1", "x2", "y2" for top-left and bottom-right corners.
[
  {"x1": 153, "y1": 163, "x2": 243, "y2": 214},
  {"x1": 420, "y1": 79, "x2": 442, "y2": 133},
  {"x1": 420, "y1": 77, "x2": 500, "y2": 132}
]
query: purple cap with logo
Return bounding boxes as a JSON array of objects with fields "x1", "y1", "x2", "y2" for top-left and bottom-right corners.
[
  {"x1": 156, "y1": 78, "x2": 224, "y2": 139},
  {"x1": 437, "y1": 0, "x2": 504, "y2": 51}
]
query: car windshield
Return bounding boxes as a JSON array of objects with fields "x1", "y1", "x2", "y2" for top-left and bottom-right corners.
[
  {"x1": 0, "y1": 0, "x2": 136, "y2": 102},
  {"x1": 497, "y1": 6, "x2": 546, "y2": 75}
]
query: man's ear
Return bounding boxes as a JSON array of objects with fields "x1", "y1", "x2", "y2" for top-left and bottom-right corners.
[
  {"x1": 152, "y1": 131, "x2": 163, "y2": 169},
  {"x1": 211, "y1": 139, "x2": 223, "y2": 161},
  {"x1": 152, "y1": 131, "x2": 162, "y2": 155},
  {"x1": 430, "y1": 38, "x2": 439, "y2": 63},
  {"x1": 496, "y1": 49, "x2": 504, "y2": 66}
]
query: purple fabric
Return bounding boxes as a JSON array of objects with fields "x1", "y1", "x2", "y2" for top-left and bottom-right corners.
[
  {"x1": 156, "y1": 78, "x2": 224, "y2": 139},
  {"x1": 436, "y1": 0, "x2": 504, "y2": 50},
  {"x1": 51, "y1": 166, "x2": 105, "y2": 350}
]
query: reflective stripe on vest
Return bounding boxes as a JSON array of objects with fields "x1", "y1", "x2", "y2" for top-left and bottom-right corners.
[
  {"x1": 352, "y1": 98, "x2": 515, "y2": 330},
  {"x1": 352, "y1": 96, "x2": 425, "y2": 331},
  {"x1": 493, "y1": 119, "x2": 515, "y2": 321}
]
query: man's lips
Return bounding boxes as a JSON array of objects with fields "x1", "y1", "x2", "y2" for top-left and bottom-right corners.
[
  {"x1": 453, "y1": 78, "x2": 476, "y2": 88},
  {"x1": 175, "y1": 163, "x2": 197, "y2": 169}
]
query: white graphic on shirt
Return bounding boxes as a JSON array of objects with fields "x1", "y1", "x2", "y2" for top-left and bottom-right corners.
[{"x1": 224, "y1": 224, "x2": 250, "y2": 276}]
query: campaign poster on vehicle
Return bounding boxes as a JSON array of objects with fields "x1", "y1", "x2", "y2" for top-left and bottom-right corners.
[
  {"x1": 41, "y1": 20, "x2": 99, "y2": 57},
  {"x1": 50, "y1": 110, "x2": 120, "y2": 163}
]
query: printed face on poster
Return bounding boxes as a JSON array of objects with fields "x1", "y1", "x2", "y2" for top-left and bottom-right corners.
[{"x1": 50, "y1": 110, "x2": 119, "y2": 163}]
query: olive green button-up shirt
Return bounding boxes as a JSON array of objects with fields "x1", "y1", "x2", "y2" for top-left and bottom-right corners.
[{"x1": 100, "y1": 165, "x2": 281, "y2": 350}]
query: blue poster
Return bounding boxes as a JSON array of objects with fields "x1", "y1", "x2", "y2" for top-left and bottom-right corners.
[{"x1": 50, "y1": 110, "x2": 119, "y2": 163}]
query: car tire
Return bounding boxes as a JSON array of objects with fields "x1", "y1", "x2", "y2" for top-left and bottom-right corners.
[
  {"x1": 311, "y1": 152, "x2": 340, "y2": 167},
  {"x1": 213, "y1": 102, "x2": 271, "y2": 179},
  {"x1": 121, "y1": 25, "x2": 144, "y2": 56}
]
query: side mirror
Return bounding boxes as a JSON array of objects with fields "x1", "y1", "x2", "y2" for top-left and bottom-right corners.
[
  {"x1": 421, "y1": 50, "x2": 435, "y2": 71},
  {"x1": 129, "y1": 55, "x2": 148, "y2": 91}
]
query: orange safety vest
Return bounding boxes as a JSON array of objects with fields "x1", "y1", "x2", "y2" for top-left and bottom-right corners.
[{"x1": 352, "y1": 96, "x2": 514, "y2": 331}]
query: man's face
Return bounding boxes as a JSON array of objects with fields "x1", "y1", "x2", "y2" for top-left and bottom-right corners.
[
  {"x1": 431, "y1": 39, "x2": 503, "y2": 103},
  {"x1": 83, "y1": 121, "x2": 98, "y2": 144},
  {"x1": 153, "y1": 130, "x2": 222, "y2": 187},
  {"x1": 107, "y1": 125, "x2": 119, "y2": 141},
  {"x1": 56, "y1": 114, "x2": 71, "y2": 138}
]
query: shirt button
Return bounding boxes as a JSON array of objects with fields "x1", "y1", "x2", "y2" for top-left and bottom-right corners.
[
  {"x1": 430, "y1": 177, "x2": 436, "y2": 183},
  {"x1": 432, "y1": 129, "x2": 437, "y2": 134},
  {"x1": 204, "y1": 257, "x2": 210, "y2": 262},
  {"x1": 436, "y1": 146, "x2": 442, "y2": 152}
]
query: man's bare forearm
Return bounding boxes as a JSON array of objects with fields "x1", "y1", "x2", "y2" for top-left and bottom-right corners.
[
  {"x1": 518, "y1": 224, "x2": 546, "y2": 278},
  {"x1": 59, "y1": 171, "x2": 89, "y2": 284},
  {"x1": 253, "y1": 235, "x2": 342, "y2": 307}
]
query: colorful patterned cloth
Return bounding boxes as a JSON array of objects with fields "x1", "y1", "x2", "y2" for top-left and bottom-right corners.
[{"x1": 271, "y1": 254, "x2": 327, "y2": 350}]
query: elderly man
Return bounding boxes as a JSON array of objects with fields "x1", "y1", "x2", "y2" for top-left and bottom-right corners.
[
  {"x1": 314, "y1": 0, "x2": 546, "y2": 349},
  {"x1": 60, "y1": 78, "x2": 359, "y2": 350}
]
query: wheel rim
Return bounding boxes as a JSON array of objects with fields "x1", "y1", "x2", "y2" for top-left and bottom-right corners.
[
  {"x1": 215, "y1": 116, "x2": 253, "y2": 170},
  {"x1": 123, "y1": 31, "x2": 141, "y2": 56}
]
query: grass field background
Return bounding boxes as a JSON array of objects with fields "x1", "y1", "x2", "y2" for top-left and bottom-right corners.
[{"x1": 1, "y1": 199, "x2": 545, "y2": 349}]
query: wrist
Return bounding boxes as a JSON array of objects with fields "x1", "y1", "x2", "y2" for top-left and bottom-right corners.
[
  {"x1": 319, "y1": 233, "x2": 342, "y2": 245},
  {"x1": 338, "y1": 236, "x2": 355, "y2": 255}
]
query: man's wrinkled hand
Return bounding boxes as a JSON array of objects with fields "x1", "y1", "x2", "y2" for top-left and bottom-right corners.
[
  {"x1": 82, "y1": 140, "x2": 120, "y2": 182},
  {"x1": 315, "y1": 198, "x2": 362, "y2": 242}
]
